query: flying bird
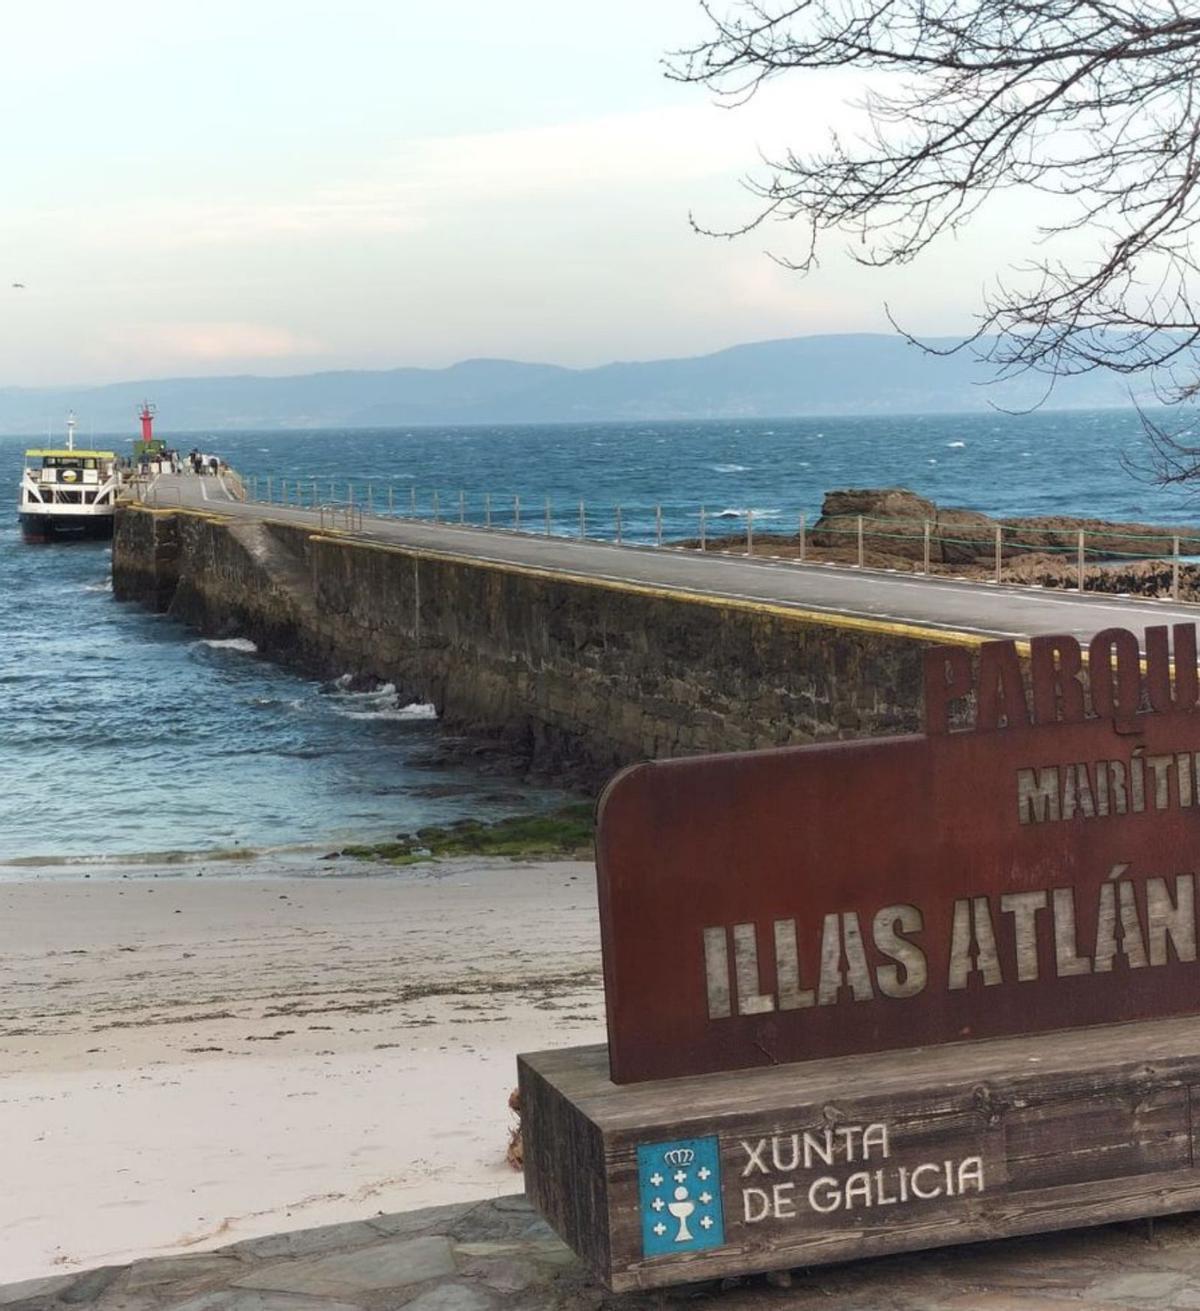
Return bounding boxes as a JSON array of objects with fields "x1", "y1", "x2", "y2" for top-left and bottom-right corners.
[{"x1": 11, "y1": 282, "x2": 24, "y2": 289}]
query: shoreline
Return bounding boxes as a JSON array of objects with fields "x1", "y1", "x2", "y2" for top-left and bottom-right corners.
[
  {"x1": 0, "y1": 854, "x2": 604, "y2": 1282},
  {"x1": 0, "y1": 802, "x2": 595, "y2": 881}
]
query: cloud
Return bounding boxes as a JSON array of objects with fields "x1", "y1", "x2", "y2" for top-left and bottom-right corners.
[{"x1": 98, "y1": 322, "x2": 323, "y2": 366}]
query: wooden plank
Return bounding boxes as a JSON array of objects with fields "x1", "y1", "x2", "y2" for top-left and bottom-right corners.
[
  {"x1": 521, "y1": 1020, "x2": 1200, "y2": 1291},
  {"x1": 518, "y1": 1054, "x2": 610, "y2": 1276}
]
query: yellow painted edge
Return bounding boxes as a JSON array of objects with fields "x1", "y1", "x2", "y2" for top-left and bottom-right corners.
[
  {"x1": 119, "y1": 503, "x2": 1034, "y2": 652},
  {"x1": 305, "y1": 531, "x2": 1019, "y2": 652},
  {"x1": 121, "y1": 504, "x2": 231, "y2": 525}
]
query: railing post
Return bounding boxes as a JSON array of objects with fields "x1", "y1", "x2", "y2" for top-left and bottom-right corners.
[
  {"x1": 485, "y1": 493, "x2": 492, "y2": 528},
  {"x1": 799, "y1": 512, "x2": 806, "y2": 562},
  {"x1": 857, "y1": 515, "x2": 864, "y2": 568},
  {"x1": 433, "y1": 490, "x2": 440, "y2": 522},
  {"x1": 1077, "y1": 529, "x2": 1086, "y2": 592},
  {"x1": 388, "y1": 485, "x2": 394, "y2": 514},
  {"x1": 923, "y1": 520, "x2": 931, "y2": 575},
  {"x1": 747, "y1": 509, "x2": 754, "y2": 557},
  {"x1": 1174, "y1": 536, "x2": 1181, "y2": 600},
  {"x1": 514, "y1": 494, "x2": 520, "y2": 530},
  {"x1": 410, "y1": 485, "x2": 417, "y2": 514},
  {"x1": 700, "y1": 506, "x2": 707, "y2": 552},
  {"x1": 312, "y1": 479, "x2": 318, "y2": 507},
  {"x1": 459, "y1": 490, "x2": 465, "y2": 524},
  {"x1": 579, "y1": 499, "x2": 586, "y2": 540},
  {"x1": 368, "y1": 483, "x2": 374, "y2": 513},
  {"x1": 545, "y1": 496, "x2": 552, "y2": 536},
  {"x1": 616, "y1": 506, "x2": 623, "y2": 545},
  {"x1": 655, "y1": 504, "x2": 663, "y2": 547},
  {"x1": 348, "y1": 482, "x2": 355, "y2": 507},
  {"x1": 267, "y1": 476, "x2": 273, "y2": 502},
  {"x1": 994, "y1": 524, "x2": 1002, "y2": 585}
]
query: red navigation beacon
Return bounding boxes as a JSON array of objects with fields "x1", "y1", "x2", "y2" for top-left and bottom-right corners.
[{"x1": 138, "y1": 401, "x2": 156, "y2": 445}]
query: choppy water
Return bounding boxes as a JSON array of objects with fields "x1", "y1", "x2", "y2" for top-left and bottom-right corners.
[{"x1": 0, "y1": 409, "x2": 1194, "y2": 864}]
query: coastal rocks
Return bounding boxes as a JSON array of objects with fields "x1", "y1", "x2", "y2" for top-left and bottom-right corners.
[{"x1": 811, "y1": 487, "x2": 1198, "y2": 566}]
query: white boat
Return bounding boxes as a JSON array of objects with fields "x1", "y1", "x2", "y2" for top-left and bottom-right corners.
[{"x1": 18, "y1": 413, "x2": 122, "y2": 543}]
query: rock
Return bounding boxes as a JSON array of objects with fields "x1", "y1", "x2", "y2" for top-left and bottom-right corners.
[
  {"x1": 55, "y1": 1268, "x2": 125, "y2": 1306},
  {"x1": 231, "y1": 1236, "x2": 455, "y2": 1296},
  {"x1": 127, "y1": 1256, "x2": 243, "y2": 1294},
  {"x1": 226, "y1": 1220, "x2": 381, "y2": 1260},
  {"x1": 0, "y1": 1275, "x2": 80, "y2": 1308},
  {"x1": 936, "y1": 507, "x2": 995, "y2": 564},
  {"x1": 368, "y1": 1202, "x2": 477, "y2": 1240},
  {"x1": 401, "y1": 1284, "x2": 495, "y2": 1311},
  {"x1": 818, "y1": 487, "x2": 937, "y2": 523},
  {"x1": 460, "y1": 1256, "x2": 539, "y2": 1294},
  {"x1": 810, "y1": 485, "x2": 1200, "y2": 573},
  {"x1": 811, "y1": 488, "x2": 936, "y2": 561},
  {"x1": 169, "y1": 1294, "x2": 360, "y2": 1311}
]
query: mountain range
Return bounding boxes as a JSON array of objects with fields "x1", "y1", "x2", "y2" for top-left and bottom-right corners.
[{"x1": 0, "y1": 334, "x2": 1144, "y2": 435}]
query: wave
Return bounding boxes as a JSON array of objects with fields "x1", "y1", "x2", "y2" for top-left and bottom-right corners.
[
  {"x1": 81, "y1": 578, "x2": 113, "y2": 593},
  {"x1": 0, "y1": 846, "x2": 261, "y2": 868},
  {"x1": 335, "y1": 698, "x2": 437, "y2": 723},
  {"x1": 0, "y1": 836, "x2": 344, "y2": 870},
  {"x1": 195, "y1": 637, "x2": 258, "y2": 653},
  {"x1": 710, "y1": 463, "x2": 749, "y2": 473},
  {"x1": 947, "y1": 441, "x2": 967, "y2": 448},
  {"x1": 324, "y1": 679, "x2": 437, "y2": 722},
  {"x1": 714, "y1": 507, "x2": 783, "y2": 520}
]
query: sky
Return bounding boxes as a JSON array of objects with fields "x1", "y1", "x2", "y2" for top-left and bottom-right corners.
[{"x1": 0, "y1": 1, "x2": 1049, "y2": 386}]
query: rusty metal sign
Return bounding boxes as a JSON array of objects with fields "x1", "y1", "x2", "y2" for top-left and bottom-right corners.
[{"x1": 597, "y1": 623, "x2": 1200, "y2": 1084}]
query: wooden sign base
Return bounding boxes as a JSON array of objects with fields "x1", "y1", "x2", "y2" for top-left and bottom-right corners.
[{"x1": 520, "y1": 1017, "x2": 1200, "y2": 1291}]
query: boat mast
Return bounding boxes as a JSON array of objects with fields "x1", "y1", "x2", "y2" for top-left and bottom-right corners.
[{"x1": 66, "y1": 410, "x2": 77, "y2": 453}]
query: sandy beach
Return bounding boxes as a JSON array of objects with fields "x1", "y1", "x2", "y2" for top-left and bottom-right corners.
[{"x1": 0, "y1": 857, "x2": 604, "y2": 1283}]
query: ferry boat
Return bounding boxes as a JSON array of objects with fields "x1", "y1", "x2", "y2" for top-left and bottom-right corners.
[{"x1": 18, "y1": 413, "x2": 122, "y2": 543}]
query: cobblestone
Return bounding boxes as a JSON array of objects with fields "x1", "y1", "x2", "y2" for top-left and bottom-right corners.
[{"x1": 8, "y1": 1194, "x2": 1200, "y2": 1311}]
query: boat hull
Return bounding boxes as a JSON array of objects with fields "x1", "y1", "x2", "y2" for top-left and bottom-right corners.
[{"x1": 19, "y1": 511, "x2": 114, "y2": 544}]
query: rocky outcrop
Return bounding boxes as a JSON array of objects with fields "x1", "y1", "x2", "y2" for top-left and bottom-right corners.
[{"x1": 812, "y1": 487, "x2": 1197, "y2": 565}]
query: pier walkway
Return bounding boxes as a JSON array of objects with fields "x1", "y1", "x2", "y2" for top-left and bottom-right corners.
[{"x1": 136, "y1": 472, "x2": 1199, "y2": 644}]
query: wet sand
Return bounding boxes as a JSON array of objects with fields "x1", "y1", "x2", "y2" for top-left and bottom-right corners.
[{"x1": 0, "y1": 857, "x2": 604, "y2": 1282}]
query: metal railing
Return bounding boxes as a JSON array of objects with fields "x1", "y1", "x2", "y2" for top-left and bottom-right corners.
[{"x1": 237, "y1": 477, "x2": 1200, "y2": 604}]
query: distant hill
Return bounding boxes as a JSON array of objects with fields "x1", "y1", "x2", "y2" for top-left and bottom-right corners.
[{"x1": 0, "y1": 334, "x2": 1145, "y2": 435}]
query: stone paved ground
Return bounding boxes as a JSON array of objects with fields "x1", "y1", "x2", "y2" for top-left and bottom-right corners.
[{"x1": 7, "y1": 1195, "x2": 1200, "y2": 1311}]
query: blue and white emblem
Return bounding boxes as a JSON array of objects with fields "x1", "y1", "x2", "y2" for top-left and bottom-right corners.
[{"x1": 637, "y1": 1136, "x2": 725, "y2": 1258}]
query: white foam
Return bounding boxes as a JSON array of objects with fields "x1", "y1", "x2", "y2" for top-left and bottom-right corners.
[
  {"x1": 336, "y1": 702, "x2": 438, "y2": 722},
  {"x1": 329, "y1": 680, "x2": 437, "y2": 722},
  {"x1": 947, "y1": 441, "x2": 967, "y2": 448},
  {"x1": 196, "y1": 638, "x2": 258, "y2": 653},
  {"x1": 710, "y1": 463, "x2": 749, "y2": 473}
]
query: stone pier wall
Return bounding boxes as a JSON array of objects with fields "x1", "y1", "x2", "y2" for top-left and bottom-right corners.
[{"x1": 112, "y1": 506, "x2": 948, "y2": 780}]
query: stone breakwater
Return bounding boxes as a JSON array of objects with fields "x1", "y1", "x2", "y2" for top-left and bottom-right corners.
[{"x1": 111, "y1": 506, "x2": 929, "y2": 782}]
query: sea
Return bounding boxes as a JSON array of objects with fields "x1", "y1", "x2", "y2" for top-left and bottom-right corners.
[{"x1": 1, "y1": 408, "x2": 1196, "y2": 869}]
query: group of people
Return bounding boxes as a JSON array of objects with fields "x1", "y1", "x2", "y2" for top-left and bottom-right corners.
[{"x1": 187, "y1": 449, "x2": 222, "y2": 477}]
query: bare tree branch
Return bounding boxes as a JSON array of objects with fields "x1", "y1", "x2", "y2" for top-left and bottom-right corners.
[{"x1": 668, "y1": 0, "x2": 1200, "y2": 441}]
